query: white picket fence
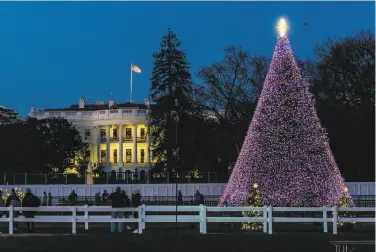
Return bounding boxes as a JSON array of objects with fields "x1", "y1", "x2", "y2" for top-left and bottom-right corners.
[{"x1": 0, "y1": 205, "x2": 374, "y2": 235}]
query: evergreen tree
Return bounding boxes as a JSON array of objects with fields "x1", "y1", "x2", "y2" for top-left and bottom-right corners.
[
  {"x1": 149, "y1": 29, "x2": 193, "y2": 179},
  {"x1": 220, "y1": 20, "x2": 353, "y2": 207},
  {"x1": 241, "y1": 183, "x2": 263, "y2": 231}
]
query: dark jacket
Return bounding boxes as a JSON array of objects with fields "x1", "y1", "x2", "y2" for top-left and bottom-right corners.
[
  {"x1": 108, "y1": 192, "x2": 125, "y2": 208},
  {"x1": 22, "y1": 193, "x2": 41, "y2": 216},
  {"x1": 132, "y1": 193, "x2": 141, "y2": 207},
  {"x1": 6, "y1": 194, "x2": 21, "y2": 207}
]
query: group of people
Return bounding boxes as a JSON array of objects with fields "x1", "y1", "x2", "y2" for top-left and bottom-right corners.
[
  {"x1": 0, "y1": 188, "x2": 41, "y2": 233},
  {"x1": 108, "y1": 187, "x2": 141, "y2": 234}
]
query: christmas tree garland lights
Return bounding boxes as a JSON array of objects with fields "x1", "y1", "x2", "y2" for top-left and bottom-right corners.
[{"x1": 220, "y1": 19, "x2": 353, "y2": 208}]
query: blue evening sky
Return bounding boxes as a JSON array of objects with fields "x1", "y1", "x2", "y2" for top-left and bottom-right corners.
[{"x1": 0, "y1": 2, "x2": 374, "y2": 116}]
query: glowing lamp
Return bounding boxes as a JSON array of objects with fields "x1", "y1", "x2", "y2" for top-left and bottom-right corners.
[
  {"x1": 344, "y1": 187, "x2": 348, "y2": 192},
  {"x1": 253, "y1": 183, "x2": 259, "y2": 189}
]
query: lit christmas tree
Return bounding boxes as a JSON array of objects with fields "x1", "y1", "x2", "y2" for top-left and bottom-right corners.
[
  {"x1": 220, "y1": 19, "x2": 353, "y2": 207},
  {"x1": 242, "y1": 183, "x2": 263, "y2": 231}
]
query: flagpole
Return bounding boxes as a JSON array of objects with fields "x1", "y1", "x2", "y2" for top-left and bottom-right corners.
[{"x1": 130, "y1": 63, "x2": 133, "y2": 103}]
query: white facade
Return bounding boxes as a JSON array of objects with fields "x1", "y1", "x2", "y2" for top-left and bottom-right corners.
[{"x1": 28, "y1": 97, "x2": 151, "y2": 172}]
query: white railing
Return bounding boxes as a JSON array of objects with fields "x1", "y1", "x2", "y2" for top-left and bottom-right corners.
[
  {"x1": 29, "y1": 109, "x2": 149, "y2": 120},
  {"x1": 0, "y1": 205, "x2": 374, "y2": 235}
]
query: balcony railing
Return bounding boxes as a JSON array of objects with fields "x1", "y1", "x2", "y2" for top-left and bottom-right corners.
[
  {"x1": 29, "y1": 109, "x2": 149, "y2": 120},
  {"x1": 123, "y1": 136, "x2": 133, "y2": 142},
  {"x1": 100, "y1": 138, "x2": 106, "y2": 143},
  {"x1": 110, "y1": 137, "x2": 119, "y2": 142},
  {"x1": 137, "y1": 137, "x2": 146, "y2": 142}
]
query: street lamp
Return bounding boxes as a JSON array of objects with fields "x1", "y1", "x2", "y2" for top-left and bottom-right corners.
[{"x1": 172, "y1": 98, "x2": 183, "y2": 232}]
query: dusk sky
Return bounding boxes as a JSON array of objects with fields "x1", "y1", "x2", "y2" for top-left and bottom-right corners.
[{"x1": 0, "y1": 2, "x2": 374, "y2": 116}]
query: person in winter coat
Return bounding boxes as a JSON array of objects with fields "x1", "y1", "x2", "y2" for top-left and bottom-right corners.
[
  {"x1": 47, "y1": 193, "x2": 53, "y2": 206},
  {"x1": 131, "y1": 191, "x2": 141, "y2": 234},
  {"x1": 177, "y1": 190, "x2": 183, "y2": 205},
  {"x1": 68, "y1": 190, "x2": 78, "y2": 206},
  {"x1": 121, "y1": 190, "x2": 131, "y2": 230},
  {"x1": 108, "y1": 187, "x2": 125, "y2": 233},
  {"x1": 22, "y1": 188, "x2": 41, "y2": 233},
  {"x1": 6, "y1": 189, "x2": 21, "y2": 232}
]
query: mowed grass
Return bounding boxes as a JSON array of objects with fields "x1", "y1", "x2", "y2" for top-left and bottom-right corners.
[{"x1": 0, "y1": 223, "x2": 374, "y2": 252}]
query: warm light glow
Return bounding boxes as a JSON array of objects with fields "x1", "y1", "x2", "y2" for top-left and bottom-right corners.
[
  {"x1": 277, "y1": 18, "x2": 288, "y2": 37},
  {"x1": 253, "y1": 183, "x2": 259, "y2": 189},
  {"x1": 344, "y1": 187, "x2": 348, "y2": 192}
]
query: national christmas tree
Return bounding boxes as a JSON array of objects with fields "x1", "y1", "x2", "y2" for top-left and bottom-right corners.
[{"x1": 220, "y1": 19, "x2": 353, "y2": 207}]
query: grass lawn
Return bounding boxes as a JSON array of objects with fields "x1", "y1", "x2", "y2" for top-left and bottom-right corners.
[{"x1": 0, "y1": 223, "x2": 374, "y2": 252}]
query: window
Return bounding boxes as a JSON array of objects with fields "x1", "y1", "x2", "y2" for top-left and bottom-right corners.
[
  {"x1": 125, "y1": 128, "x2": 132, "y2": 140},
  {"x1": 101, "y1": 129, "x2": 106, "y2": 140},
  {"x1": 126, "y1": 149, "x2": 132, "y2": 163},
  {"x1": 140, "y1": 128, "x2": 146, "y2": 139},
  {"x1": 141, "y1": 149, "x2": 145, "y2": 163},
  {"x1": 100, "y1": 150, "x2": 106, "y2": 163},
  {"x1": 113, "y1": 128, "x2": 118, "y2": 138},
  {"x1": 85, "y1": 129, "x2": 91, "y2": 141},
  {"x1": 113, "y1": 149, "x2": 117, "y2": 163}
]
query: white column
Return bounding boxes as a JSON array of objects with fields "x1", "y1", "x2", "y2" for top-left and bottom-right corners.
[
  {"x1": 106, "y1": 125, "x2": 110, "y2": 167},
  {"x1": 146, "y1": 129, "x2": 151, "y2": 169},
  {"x1": 96, "y1": 126, "x2": 101, "y2": 165},
  {"x1": 133, "y1": 124, "x2": 138, "y2": 167},
  {"x1": 118, "y1": 124, "x2": 124, "y2": 168}
]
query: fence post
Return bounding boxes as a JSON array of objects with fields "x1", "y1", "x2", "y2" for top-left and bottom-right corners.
[
  {"x1": 332, "y1": 205, "x2": 338, "y2": 235},
  {"x1": 9, "y1": 205, "x2": 13, "y2": 234},
  {"x1": 24, "y1": 172, "x2": 27, "y2": 185},
  {"x1": 267, "y1": 205, "x2": 273, "y2": 234},
  {"x1": 137, "y1": 205, "x2": 143, "y2": 234},
  {"x1": 323, "y1": 206, "x2": 328, "y2": 233},
  {"x1": 207, "y1": 172, "x2": 210, "y2": 183},
  {"x1": 263, "y1": 205, "x2": 267, "y2": 233},
  {"x1": 72, "y1": 206, "x2": 77, "y2": 234},
  {"x1": 44, "y1": 174, "x2": 47, "y2": 184},
  {"x1": 199, "y1": 204, "x2": 207, "y2": 234},
  {"x1": 84, "y1": 205, "x2": 89, "y2": 231},
  {"x1": 141, "y1": 204, "x2": 146, "y2": 230}
]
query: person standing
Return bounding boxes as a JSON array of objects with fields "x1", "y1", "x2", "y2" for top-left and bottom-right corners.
[
  {"x1": 22, "y1": 188, "x2": 41, "y2": 233},
  {"x1": 6, "y1": 189, "x2": 21, "y2": 233},
  {"x1": 42, "y1": 192, "x2": 47, "y2": 206},
  {"x1": 177, "y1": 190, "x2": 183, "y2": 205},
  {"x1": 47, "y1": 193, "x2": 53, "y2": 206},
  {"x1": 102, "y1": 190, "x2": 109, "y2": 203},
  {"x1": 131, "y1": 191, "x2": 141, "y2": 234},
  {"x1": 108, "y1": 187, "x2": 125, "y2": 233},
  {"x1": 68, "y1": 190, "x2": 78, "y2": 206},
  {"x1": 121, "y1": 190, "x2": 132, "y2": 230}
]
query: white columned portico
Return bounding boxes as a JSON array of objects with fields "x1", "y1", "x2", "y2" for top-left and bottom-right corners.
[
  {"x1": 105, "y1": 125, "x2": 111, "y2": 170},
  {"x1": 118, "y1": 124, "x2": 124, "y2": 169},
  {"x1": 133, "y1": 124, "x2": 138, "y2": 168}
]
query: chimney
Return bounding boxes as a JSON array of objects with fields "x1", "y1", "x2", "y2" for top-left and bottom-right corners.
[
  {"x1": 144, "y1": 98, "x2": 150, "y2": 108},
  {"x1": 79, "y1": 96, "x2": 85, "y2": 109},
  {"x1": 30, "y1": 105, "x2": 35, "y2": 113},
  {"x1": 109, "y1": 93, "x2": 115, "y2": 108}
]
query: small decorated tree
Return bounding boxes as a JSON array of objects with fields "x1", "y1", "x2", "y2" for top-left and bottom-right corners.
[
  {"x1": 337, "y1": 186, "x2": 355, "y2": 230},
  {"x1": 1, "y1": 188, "x2": 25, "y2": 203},
  {"x1": 242, "y1": 183, "x2": 263, "y2": 231}
]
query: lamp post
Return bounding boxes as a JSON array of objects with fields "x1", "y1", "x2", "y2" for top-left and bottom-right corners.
[{"x1": 172, "y1": 98, "x2": 183, "y2": 232}]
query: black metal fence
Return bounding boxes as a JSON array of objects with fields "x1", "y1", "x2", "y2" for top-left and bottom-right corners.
[{"x1": 0, "y1": 171, "x2": 221, "y2": 185}]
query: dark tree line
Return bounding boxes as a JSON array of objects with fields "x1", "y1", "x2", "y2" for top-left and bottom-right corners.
[
  {"x1": 150, "y1": 29, "x2": 375, "y2": 182},
  {"x1": 0, "y1": 117, "x2": 88, "y2": 173}
]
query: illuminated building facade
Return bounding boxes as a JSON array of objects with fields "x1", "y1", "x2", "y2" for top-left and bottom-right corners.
[{"x1": 28, "y1": 96, "x2": 151, "y2": 172}]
